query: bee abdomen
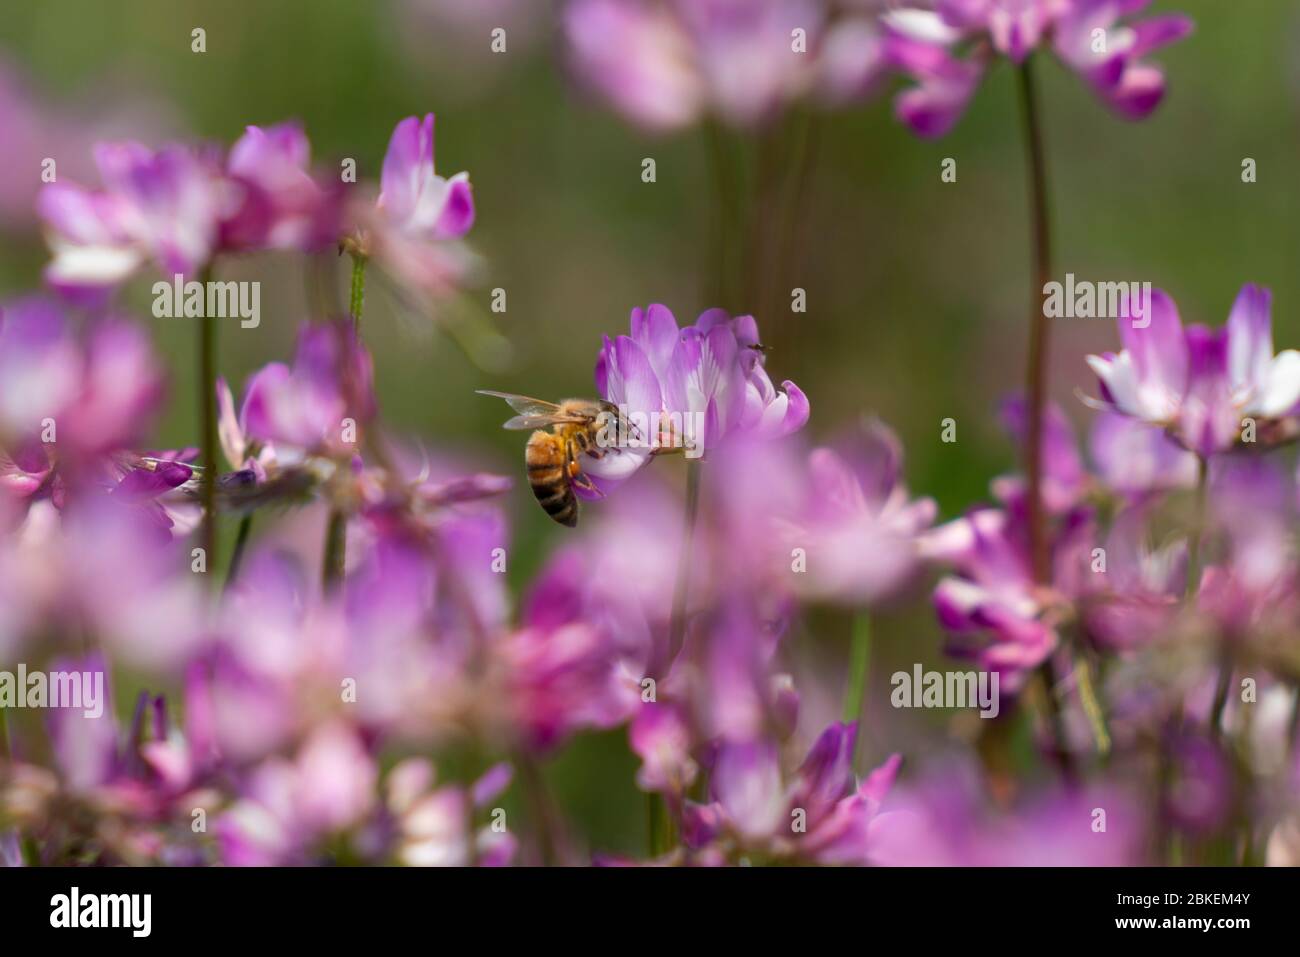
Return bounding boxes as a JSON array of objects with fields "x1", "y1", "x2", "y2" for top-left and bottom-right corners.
[{"x1": 525, "y1": 431, "x2": 578, "y2": 527}]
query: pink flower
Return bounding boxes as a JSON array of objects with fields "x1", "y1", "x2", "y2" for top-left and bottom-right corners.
[
  {"x1": 565, "y1": 0, "x2": 832, "y2": 132},
  {"x1": 39, "y1": 123, "x2": 344, "y2": 297},
  {"x1": 236, "y1": 320, "x2": 376, "y2": 457},
  {"x1": 354, "y1": 114, "x2": 480, "y2": 306},
  {"x1": 1086, "y1": 285, "x2": 1300, "y2": 456},
  {"x1": 789, "y1": 420, "x2": 936, "y2": 607},
  {"x1": 886, "y1": 1, "x2": 1193, "y2": 139},
  {"x1": 39, "y1": 142, "x2": 226, "y2": 296},
  {"x1": 683, "y1": 722, "x2": 904, "y2": 865},
  {"x1": 0, "y1": 299, "x2": 166, "y2": 484},
  {"x1": 221, "y1": 122, "x2": 342, "y2": 252},
  {"x1": 588, "y1": 305, "x2": 808, "y2": 487}
]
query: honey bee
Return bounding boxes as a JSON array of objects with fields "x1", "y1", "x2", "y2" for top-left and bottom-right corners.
[{"x1": 477, "y1": 390, "x2": 635, "y2": 527}]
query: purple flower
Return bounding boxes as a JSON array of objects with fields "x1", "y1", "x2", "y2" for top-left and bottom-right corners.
[
  {"x1": 927, "y1": 506, "x2": 1068, "y2": 687},
  {"x1": 683, "y1": 722, "x2": 903, "y2": 865},
  {"x1": 867, "y1": 761, "x2": 1146, "y2": 865},
  {"x1": 886, "y1": 1, "x2": 1193, "y2": 139},
  {"x1": 38, "y1": 141, "x2": 226, "y2": 296},
  {"x1": 378, "y1": 114, "x2": 475, "y2": 240},
  {"x1": 926, "y1": 401, "x2": 1096, "y2": 689},
  {"x1": 217, "y1": 722, "x2": 378, "y2": 865},
  {"x1": 1195, "y1": 455, "x2": 1298, "y2": 635},
  {"x1": 589, "y1": 305, "x2": 808, "y2": 485},
  {"x1": 1086, "y1": 285, "x2": 1300, "y2": 456},
  {"x1": 630, "y1": 703, "x2": 699, "y2": 795},
  {"x1": 0, "y1": 300, "x2": 166, "y2": 495},
  {"x1": 39, "y1": 122, "x2": 344, "y2": 297},
  {"x1": 498, "y1": 549, "x2": 642, "y2": 752},
  {"x1": 354, "y1": 114, "x2": 479, "y2": 306},
  {"x1": 788, "y1": 419, "x2": 936, "y2": 607},
  {"x1": 237, "y1": 320, "x2": 376, "y2": 457},
  {"x1": 1087, "y1": 409, "x2": 1197, "y2": 498},
  {"x1": 386, "y1": 758, "x2": 517, "y2": 866},
  {"x1": 564, "y1": 0, "x2": 820, "y2": 131},
  {"x1": 1078, "y1": 504, "x2": 1185, "y2": 651},
  {"x1": 222, "y1": 122, "x2": 342, "y2": 252}
]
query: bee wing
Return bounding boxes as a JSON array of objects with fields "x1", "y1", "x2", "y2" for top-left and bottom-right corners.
[
  {"x1": 502, "y1": 413, "x2": 576, "y2": 430},
  {"x1": 477, "y1": 390, "x2": 564, "y2": 417},
  {"x1": 478, "y1": 390, "x2": 592, "y2": 430}
]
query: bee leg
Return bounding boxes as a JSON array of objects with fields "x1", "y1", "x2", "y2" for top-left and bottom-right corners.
[
  {"x1": 571, "y1": 471, "x2": 604, "y2": 498},
  {"x1": 565, "y1": 444, "x2": 605, "y2": 498}
]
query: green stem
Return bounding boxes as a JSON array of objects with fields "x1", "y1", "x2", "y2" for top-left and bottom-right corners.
[
  {"x1": 321, "y1": 253, "x2": 370, "y2": 591},
  {"x1": 1040, "y1": 658, "x2": 1079, "y2": 787},
  {"x1": 1075, "y1": 653, "x2": 1111, "y2": 758},
  {"x1": 321, "y1": 505, "x2": 347, "y2": 590},
  {"x1": 197, "y1": 263, "x2": 219, "y2": 580},
  {"x1": 843, "y1": 613, "x2": 872, "y2": 772},
  {"x1": 0, "y1": 707, "x2": 10, "y2": 761},
  {"x1": 1016, "y1": 60, "x2": 1075, "y2": 786},
  {"x1": 1016, "y1": 59, "x2": 1053, "y2": 586},
  {"x1": 348, "y1": 252, "x2": 367, "y2": 327},
  {"x1": 646, "y1": 791, "x2": 674, "y2": 859},
  {"x1": 1186, "y1": 454, "x2": 1208, "y2": 600},
  {"x1": 224, "y1": 513, "x2": 254, "y2": 592},
  {"x1": 517, "y1": 752, "x2": 563, "y2": 866},
  {"x1": 1209, "y1": 653, "x2": 1233, "y2": 742}
]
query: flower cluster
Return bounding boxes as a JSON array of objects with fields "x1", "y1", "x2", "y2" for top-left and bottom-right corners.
[
  {"x1": 11, "y1": 1, "x2": 1300, "y2": 873},
  {"x1": 561, "y1": 1, "x2": 1192, "y2": 137}
]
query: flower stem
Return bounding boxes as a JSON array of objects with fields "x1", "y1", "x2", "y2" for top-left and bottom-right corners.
[
  {"x1": 1075, "y1": 653, "x2": 1111, "y2": 758},
  {"x1": 1016, "y1": 60, "x2": 1075, "y2": 785},
  {"x1": 1016, "y1": 59, "x2": 1053, "y2": 585},
  {"x1": 348, "y1": 252, "x2": 367, "y2": 329},
  {"x1": 517, "y1": 751, "x2": 564, "y2": 866},
  {"x1": 843, "y1": 613, "x2": 872, "y2": 768},
  {"x1": 1186, "y1": 454, "x2": 1208, "y2": 600},
  {"x1": 321, "y1": 510, "x2": 347, "y2": 590},
  {"x1": 321, "y1": 253, "x2": 369, "y2": 591},
  {"x1": 1209, "y1": 655, "x2": 1233, "y2": 742},
  {"x1": 646, "y1": 791, "x2": 674, "y2": 859},
  {"x1": 223, "y1": 513, "x2": 254, "y2": 592},
  {"x1": 197, "y1": 263, "x2": 219, "y2": 581}
]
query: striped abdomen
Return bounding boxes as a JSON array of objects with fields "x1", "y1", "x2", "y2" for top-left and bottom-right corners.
[{"x1": 525, "y1": 430, "x2": 578, "y2": 526}]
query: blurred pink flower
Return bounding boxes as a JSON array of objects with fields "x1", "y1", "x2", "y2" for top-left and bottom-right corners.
[
  {"x1": 787, "y1": 419, "x2": 936, "y2": 607},
  {"x1": 886, "y1": 0, "x2": 1192, "y2": 139},
  {"x1": 39, "y1": 142, "x2": 226, "y2": 296},
  {"x1": 353, "y1": 113, "x2": 480, "y2": 307},
  {"x1": 1087, "y1": 284, "x2": 1300, "y2": 457},
  {"x1": 682, "y1": 722, "x2": 904, "y2": 865},
  {"x1": 222, "y1": 122, "x2": 343, "y2": 252}
]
